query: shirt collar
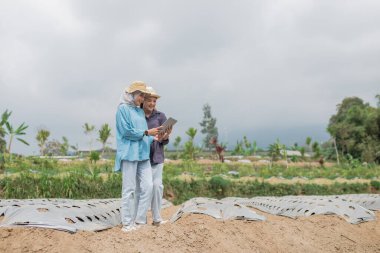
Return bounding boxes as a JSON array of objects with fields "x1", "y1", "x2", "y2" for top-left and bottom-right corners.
[{"x1": 146, "y1": 109, "x2": 160, "y2": 119}]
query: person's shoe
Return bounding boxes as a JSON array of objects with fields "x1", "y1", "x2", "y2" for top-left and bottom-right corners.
[
  {"x1": 152, "y1": 220, "x2": 168, "y2": 226},
  {"x1": 121, "y1": 225, "x2": 136, "y2": 232},
  {"x1": 134, "y1": 223, "x2": 147, "y2": 230}
]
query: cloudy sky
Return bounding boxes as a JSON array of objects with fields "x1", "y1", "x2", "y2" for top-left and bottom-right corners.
[{"x1": 1, "y1": 0, "x2": 379, "y2": 155}]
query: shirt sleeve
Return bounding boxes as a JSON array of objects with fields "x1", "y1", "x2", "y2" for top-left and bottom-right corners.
[{"x1": 117, "y1": 106, "x2": 145, "y2": 141}]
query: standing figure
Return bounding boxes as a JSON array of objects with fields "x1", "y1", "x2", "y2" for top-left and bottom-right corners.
[
  {"x1": 115, "y1": 81, "x2": 161, "y2": 232},
  {"x1": 142, "y1": 87, "x2": 171, "y2": 226}
]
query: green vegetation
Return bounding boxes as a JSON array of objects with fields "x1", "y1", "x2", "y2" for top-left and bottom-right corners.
[
  {"x1": 1, "y1": 157, "x2": 379, "y2": 205},
  {"x1": 0, "y1": 170, "x2": 378, "y2": 205},
  {"x1": 36, "y1": 128, "x2": 50, "y2": 156},
  {"x1": 1, "y1": 110, "x2": 29, "y2": 161},
  {"x1": 1, "y1": 94, "x2": 380, "y2": 205},
  {"x1": 199, "y1": 103, "x2": 218, "y2": 150},
  {"x1": 82, "y1": 122, "x2": 96, "y2": 151},
  {"x1": 0, "y1": 110, "x2": 12, "y2": 171},
  {"x1": 328, "y1": 95, "x2": 380, "y2": 163},
  {"x1": 162, "y1": 161, "x2": 380, "y2": 180},
  {"x1": 98, "y1": 123, "x2": 112, "y2": 157},
  {"x1": 182, "y1": 127, "x2": 199, "y2": 160}
]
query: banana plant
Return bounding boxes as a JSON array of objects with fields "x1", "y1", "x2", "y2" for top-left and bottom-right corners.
[
  {"x1": 5, "y1": 121, "x2": 29, "y2": 160},
  {"x1": 0, "y1": 110, "x2": 12, "y2": 153},
  {"x1": 0, "y1": 110, "x2": 12, "y2": 171}
]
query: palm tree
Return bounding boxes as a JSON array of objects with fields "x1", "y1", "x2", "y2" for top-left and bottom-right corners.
[
  {"x1": 83, "y1": 123, "x2": 95, "y2": 151},
  {"x1": 98, "y1": 123, "x2": 112, "y2": 157},
  {"x1": 36, "y1": 128, "x2": 50, "y2": 156},
  {"x1": 5, "y1": 121, "x2": 29, "y2": 159}
]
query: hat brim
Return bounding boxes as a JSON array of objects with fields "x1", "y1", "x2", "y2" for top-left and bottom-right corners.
[
  {"x1": 146, "y1": 94, "x2": 161, "y2": 99},
  {"x1": 127, "y1": 87, "x2": 149, "y2": 93}
]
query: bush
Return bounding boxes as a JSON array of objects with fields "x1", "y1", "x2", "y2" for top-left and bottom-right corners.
[
  {"x1": 370, "y1": 180, "x2": 380, "y2": 191},
  {"x1": 1, "y1": 173, "x2": 376, "y2": 205},
  {"x1": 209, "y1": 176, "x2": 230, "y2": 197},
  {"x1": 89, "y1": 151, "x2": 100, "y2": 164}
]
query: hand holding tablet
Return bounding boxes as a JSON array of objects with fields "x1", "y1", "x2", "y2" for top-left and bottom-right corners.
[{"x1": 159, "y1": 117, "x2": 177, "y2": 134}]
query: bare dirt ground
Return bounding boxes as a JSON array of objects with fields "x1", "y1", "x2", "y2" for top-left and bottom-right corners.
[{"x1": 0, "y1": 206, "x2": 379, "y2": 253}]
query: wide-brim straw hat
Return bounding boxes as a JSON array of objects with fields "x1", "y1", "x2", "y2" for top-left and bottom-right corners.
[
  {"x1": 126, "y1": 81, "x2": 149, "y2": 93},
  {"x1": 146, "y1": 86, "x2": 161, "y2": 98}
]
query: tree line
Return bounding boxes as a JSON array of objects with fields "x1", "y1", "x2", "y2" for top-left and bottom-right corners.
[{"x1": 1, "y1": 94, "x2": 379, "y2": 168}]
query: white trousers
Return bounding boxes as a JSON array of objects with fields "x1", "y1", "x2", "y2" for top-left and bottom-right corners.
[
  {"x1": 121, "y1": 160, "x2": 153, "y2": 226},
  {"x1": 151, "y1": 163, "x2": 164, "y2": 222}
]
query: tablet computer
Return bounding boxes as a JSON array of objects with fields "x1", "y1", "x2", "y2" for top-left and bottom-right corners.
[{"x1": 159, "y1": 117, "x2": 177, "y2": 133}]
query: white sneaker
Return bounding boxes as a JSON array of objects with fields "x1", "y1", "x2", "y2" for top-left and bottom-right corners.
[
  {"x1": 134, "y1": 223, "x2": 146, "y2": 230},
  {"x1": 152, "y1": 220, "x2": 168, "y2": 226},
  {"x1": 121, "y1": 225, "x2": 136, "y2": 232}
]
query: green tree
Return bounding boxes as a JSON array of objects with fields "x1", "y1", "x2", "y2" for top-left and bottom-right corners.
[
  {"x1": 199, "y1": 104, "x2": 218, "y2": 150},
  {"x1": 299, "y1": 146, "x2": 306, "y2": 158},
  {"x1": 305, "y1": 136, "x2": 312, "y2": 152},
  {"x1": 252, "y1": 141, "x2": 258, "y2": 156},
  {"x1": 268, "y1": 139, "x2": 283, "y2": 161},
  {"x1": 98, "y1": 123, "x2": 112, "y2": 157},
  {"x1": 182, "y1": 127, "x2": 198, "y2": 160},
  {"x1": 243, "y1": 136, "x2": 252, "y2": 156},
  {"x1": 60, "y1": 136, "x2": 70, "y2": 155},
  {"x1": 36, "y1": 128, "x2": 50, "y2": 156},
  {"x1": 0, "y1": 110, "x2": 12, "y2": 171},
  {"x1": 83, "y1": 123, "x2": 96, "y2": 151},
  {"x1": 312, "y1": 141, "x2": 321, "y2": 158},
  {"x1": 5, "y1": 120, "x2": 29, "y2": 159},
  {"x1": 327, "y1": 96, "x2": 380, "y2": 163},
  {"x1": 232, "y1": 140, "x2": 244, "y2": 155}
]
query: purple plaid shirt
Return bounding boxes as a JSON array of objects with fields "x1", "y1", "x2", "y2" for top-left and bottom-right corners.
[{"x1": 146, "y1": 110, "x2": 169, "y2": 164}]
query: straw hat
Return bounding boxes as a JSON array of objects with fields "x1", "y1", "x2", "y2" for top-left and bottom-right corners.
[
  {"x1": 125, "y1": 81, "x2": 148, "y2": 93},
  {"x1": 146, "y1": 86, "x2": 161, "y2": 98}
]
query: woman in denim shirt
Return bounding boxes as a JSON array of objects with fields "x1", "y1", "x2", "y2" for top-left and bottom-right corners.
[{"x1": 115, "y1": 81, "x2": 161, "y2": 232}]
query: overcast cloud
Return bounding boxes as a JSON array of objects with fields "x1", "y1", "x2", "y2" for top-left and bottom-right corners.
[{"x1": 0, "y1": 0, "x2": 379, "y2": 155}]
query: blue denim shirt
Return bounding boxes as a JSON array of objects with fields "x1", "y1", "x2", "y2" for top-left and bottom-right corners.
[
  {"x1": 114, "y1": 104, "x2": 153, "y2": 172},
  {"x1": 146, "y1": 110, "x2": 169, "y2": 165}
]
